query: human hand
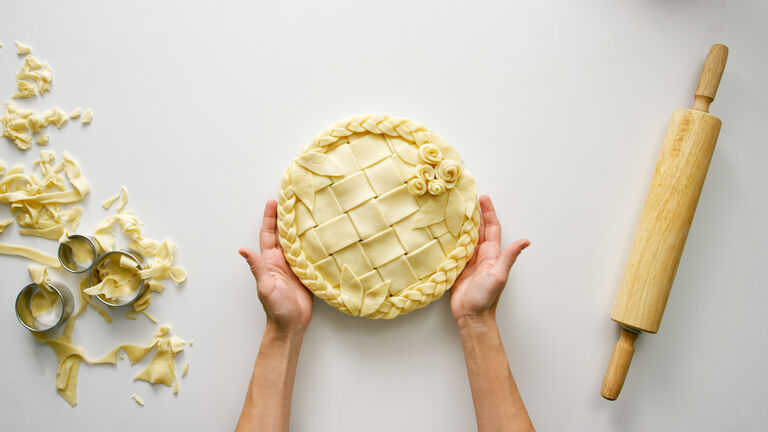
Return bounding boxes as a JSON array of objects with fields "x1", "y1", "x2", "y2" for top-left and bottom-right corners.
[
  {"x1": 450, "y1": 195, "x2": 530, "y2": 326},
  {"x1": 239, "y1": 200, "x2": 313, "y2": 336}
]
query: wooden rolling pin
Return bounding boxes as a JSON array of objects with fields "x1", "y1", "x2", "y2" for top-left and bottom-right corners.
[{"x1": 601, "y1": 44, "x2": 729, "y2": 401}]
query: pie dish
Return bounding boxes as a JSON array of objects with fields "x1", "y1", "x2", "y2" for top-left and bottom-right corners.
[{"x1": 277, "y1": 114, "x2": 479, "y2": 319}]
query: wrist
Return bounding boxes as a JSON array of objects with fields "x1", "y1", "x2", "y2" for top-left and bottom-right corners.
[
  {"x1": 264, "y1": 320, "x2": 306, "y2": 344},
  {"x1": 456, "y1": 312, "x2": 497, "y2": 333}
]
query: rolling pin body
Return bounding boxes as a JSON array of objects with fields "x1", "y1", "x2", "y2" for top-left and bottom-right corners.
[{"x1": 611, "y1": 109, "x2": 721, "y2": 333}]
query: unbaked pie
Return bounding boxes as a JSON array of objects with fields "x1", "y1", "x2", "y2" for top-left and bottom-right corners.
[{"x1": 278, "y1": 114, "x2": 479, "y2": 319}]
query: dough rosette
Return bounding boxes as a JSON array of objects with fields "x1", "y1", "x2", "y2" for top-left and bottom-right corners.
[
  {"x1": 427, "y1": 179, "x2": 446, "y2": 195},
  {"x1": 418, "y1": 144, "x2": 443, "y2": 165},
  {"x1": 436, "y1": 160, "x2": 462, "y2": 188},
  {"x1": 407, "y1": 178, "x2": 427, "y2": 196},
  {"x1": 416, "y1": 164, "x2": 435, "y2": 181}
]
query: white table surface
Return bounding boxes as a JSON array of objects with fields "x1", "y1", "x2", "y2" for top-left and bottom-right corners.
[{"x1": 1, "y1": 1, "x2": 766, "y2": 430}]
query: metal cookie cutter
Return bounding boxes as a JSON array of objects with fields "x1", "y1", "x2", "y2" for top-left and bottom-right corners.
[
  {"x1": 89, "y1": 250, "x2": 148, "y2": 307},
  {"x1": 58, "y1": 234, "x2": 102, "y2": 274},
  {"x1": 15, "y1": 281, "x2": 75, "y2": 333}
]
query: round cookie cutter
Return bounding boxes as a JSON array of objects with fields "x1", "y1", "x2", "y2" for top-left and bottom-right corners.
[
  {"x1": 89, "y1": 250, "x2": 147, "y2": 307},
  {"x1": 15, "y1": 281, "x2": 75, "y2": 333},
  {"x1": 58, "y1": 234, "x2": 102, "y2": 274}
]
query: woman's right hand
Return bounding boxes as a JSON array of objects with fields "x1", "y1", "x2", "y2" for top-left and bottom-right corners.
[{"x1": 450, "y1": 195, "x2": 530, "y2": 326}]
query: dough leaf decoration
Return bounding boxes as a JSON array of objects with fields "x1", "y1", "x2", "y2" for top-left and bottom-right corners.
[
  {"x1": 295, "y1": 152, "x2": 345, "y2": 176},
  {"x1": 290, "y1": 162, "x2": 315, "y2": 210},
  {"x1": 360, "y1": 280, "x2": 391, "y2": 317},
  {"x1": 456, "y1": 169, "x2": 477, "y2": 217},
  {"x1": 413, "y1": 192, "x2": 448, "y2": 228},
  {"x1": 387, "y1": 136, "x2": 420, "y2": 165},
  {"x1": 445, "y1": 188, "x2": 465, "y2": 236},
  {"x1": 339, "y1": 264, "x2": 364, "y2": 316}
]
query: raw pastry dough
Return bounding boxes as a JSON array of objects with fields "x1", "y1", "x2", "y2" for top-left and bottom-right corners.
[
  {"x1": 81, "y1": 109, "x2": 93, "y2": 124},
  {"x1": 278, "y1": 114, "x2": 479, "y2": 319},
  {"x1": 0, "y1": 218, "x2": 13, "y2": 234},
  {"x1": 0, "y1": 151, "x2": 88, "y2": 241},
  {"x1": 13, "y1": 55, "x2": 53, "y2": 98},
  {"x1": 84, "y1": 254, "x2": 142, "y2": 300},
  {"x1": 0, "y1": 42, "x2": 191, "y2": 407},
  {"x1": 29, "y1": 270, "x2": 188, "y2": 406},
  {"x1": 15, "y1": 40, "x2": 31, "y2": 55},
  {"x1": 0, "y1": 243, "x2": 60, "y2": 267}
]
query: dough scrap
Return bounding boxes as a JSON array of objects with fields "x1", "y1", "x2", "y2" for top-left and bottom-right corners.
[
  {"x1": 28, "y1": 266, "x2": 59, "y2": 317},
  {"x1": 93, "y1": 211, "x2": 187, "y2": 288},
  {"x1": 1, "y1": 100, "x2": 85, "y2": 149},
  {"x1": 15, "y1": 40, "x2": 31, "y2": 55},
  {"x1": 84, "y1": 255, "x2": 142, "y2": 300},
  {"x1": 101, "y1": 186, "x2": 128, "y2": 211},
  {"x1": 141, "y1": 310, "x2": 158, "y2": 323},
  {"x1": 278, "y1": 115, "x2": 480, "y2": 318},
  {"x1": 115, "y1": 186, "x2": 128, "y2": 212},
  {"x1": 101, "y1": 188, "x2": 121, "y2": 209},
  {"x1": 0, "y1": 218, "x2": 13, "y2": 234},
  {"x1": 81, "y1": 109, "x2": 93, "y2": 124},
  {"x1": 35, "y1": 313, "x2": 187, "y2": 406},
  {"x1": 0, "y1": 151, "x2": 88, "y2": 241},
  {"x1": 13, "y1": 55, "x2": 53, "y2": 98},
  {"x1": 131, "y1": 394, "x2": 144, "y2": 406},
  {"x1": 0, "y1": 243, "x2": 60, "y2": 267},
  {"x1": 83, "y1": 201, "x2": 187, "y2": 321},
  {"x1": 0, "y1": 42, "x2": 191, "y2": 408},
  {"x1": 7, "y1": 193, "x2": 189, "y2": 406}
]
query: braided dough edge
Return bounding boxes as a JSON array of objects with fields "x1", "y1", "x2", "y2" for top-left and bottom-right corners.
[{"x1": 278, "y1": 114, "x2": 480, "y2": 319}]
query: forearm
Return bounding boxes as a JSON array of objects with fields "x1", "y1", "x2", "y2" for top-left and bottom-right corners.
[
  {"x1": 458, "y1": 315, "x2": 534, "y2": 432},
  {"x1": 236, "y1": 323, "x2": 304, "y2": 432}
]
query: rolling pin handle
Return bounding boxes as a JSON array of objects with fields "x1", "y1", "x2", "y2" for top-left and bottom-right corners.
[
  {"x1": 601, "y1": 327, "x2": 640, "y2": 400},
  {"x1": 693, "y1": 44, "x2": 729, "y2": 113}
]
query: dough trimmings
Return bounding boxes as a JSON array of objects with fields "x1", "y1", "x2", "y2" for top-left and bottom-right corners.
[{"x1": 278, "y1": 114, "x2": 479, "y2": 319}]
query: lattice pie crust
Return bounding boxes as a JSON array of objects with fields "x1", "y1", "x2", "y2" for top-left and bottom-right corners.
[{"x1": 278, "y1": 115, "x2": 479, "y2": 319}]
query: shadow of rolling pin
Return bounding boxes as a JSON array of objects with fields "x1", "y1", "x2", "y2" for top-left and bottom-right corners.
[{"x1": 601, "y1": 44, "x2": 729, "y2": 401}]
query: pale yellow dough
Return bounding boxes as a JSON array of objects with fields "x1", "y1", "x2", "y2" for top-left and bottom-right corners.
[
  {"x1": 0, "y1": 244, "x2": 60, "y2": 267},
  {"x1": 84, "y1": 254, "x2": 142, "y2": 300},
  {"x1": 15, "y1": 40, "x2": 31, "y2": 55},
  {"x1": 0, "y1": 41, "x2": 191, "y2": 408},
  {"x1": 13, "y1": 55, "x2": 53, "y2": 98},
  {"x1": 279, "y1": 114, "x2": 479, "y2": 319},
  {"x1": 81, "y1": 109, "x2": 93, "y2": 124},
  {"x1": 25, "y1": 268, "x2": 188, "y2": 407},
  {"x1": 0, "y1": 151, "x2": 88, "y2": 242},
  {"x1": 35, "y1": 324, "x2": 186, "y2": 406},
  {"x1": 0, "y1": 218, "x2": 13, "y2": 234}
]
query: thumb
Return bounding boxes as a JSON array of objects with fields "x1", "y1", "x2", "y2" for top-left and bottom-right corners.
[
  {"x1": 498, "y1": 239, "x2": 530, "y2": 274},
  {"x1": 239, "y1": 247, "x2": 268, "y2": 280}
]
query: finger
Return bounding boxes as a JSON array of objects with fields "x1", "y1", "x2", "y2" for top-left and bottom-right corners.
[
  {"x1": 239, "y1": 247, "x2": 269, "y2": 281},
  {"x1": 479, "y1": 195, "x2": 501, "y2": 246},
  {"x1": 259, "y1": 200, "x2": 279, "y2": 252},
  {"x1": 498, "y1": 239, "x2": 530, "y2": 274}
]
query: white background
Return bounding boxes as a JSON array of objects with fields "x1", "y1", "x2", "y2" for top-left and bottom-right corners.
[{"x1": 1, "y1": 1, "x2": 766, "y2": 431}]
